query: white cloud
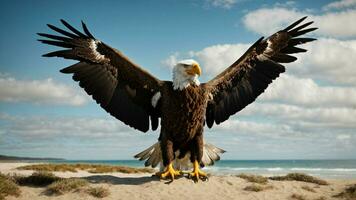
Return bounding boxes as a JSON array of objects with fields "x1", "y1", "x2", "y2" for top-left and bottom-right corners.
[
  {"x1": 243, "y1": 7, "x2": 356, "y2": 38},
  {"x1": 260, "y1": 74, "x2": 356, "y2": 107},
  {"x1": 205, "y1": 103, "x2": 356, "y2": 156},
  {"x1": 0, "y1": 76, "x2": 88, "y2": 106},
  {"x1": 205, "y1": 0, "x2": 238, "y2": 9},
  {"x1": 274, "y1": 1, "x2": 296, "y2": 8},
  {"x1": 161, "y1": 52, "x2": 179, "y2": 69},
  {"x1": 206, "y1": 113, "x2": 356, "y2": 151},
  {"x1": 190, "y1": 43, "x2": 250, "y2": 77},
  {"x1": 209, "y1": 119, "x2": 295, "y2": 137},
  {"x1": 0, "y1": 113, "x2": 158, "y2": 160},
  {"x1": 323, "y1": 0, "x2": 356, "y2": 10},
  {"x1": 288, "y1": 38, "x2": 356, "y2": 85},
  {"x1": 313, "y1": 10, "x2": 356, "y2": 37},
  {"x1": 0, "y1": 115, "x2": 133, "y2": 140},
  {"x1": 243, "y1": 8, "x2": 303, "y2": 36},
  {"x1": 239, "y1": 103, "x2": 356, "y2": 128},
  {"x1": 337, "y1": 134, "x2": 351, "y2": 140}
]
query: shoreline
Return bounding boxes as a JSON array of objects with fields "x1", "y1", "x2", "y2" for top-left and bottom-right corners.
[
  {"x1": 1, "y1": 161, "x2": 356, "y2": 180},
  {"x1": 1, "y1": 162, "x2": 356, "y2": 200}
]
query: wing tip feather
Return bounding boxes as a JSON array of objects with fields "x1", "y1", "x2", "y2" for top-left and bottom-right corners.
[
  {"x1": 284, "y1": 16, "x2": 308, "y2": 31},
  {"x1": 59, "y1": 68, "x2": 69, "y2": 73},
  {"x1": 42, "y1": 52, "x2": 53, "y2": 57},
  {"x1": 81, "y1": 20, "x2": 95, "y2": 39}
]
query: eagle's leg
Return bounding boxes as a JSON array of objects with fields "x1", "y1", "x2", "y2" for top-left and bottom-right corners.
[
  {"x1": 159, "y1": 138, "x2": 181, "y2": 180},
  {"x1": 189, "y1": 160, "x2": 207, "y2": 182},
  {"x1": 160, "y1": 162, "x2": 181, "y2": 180},
  {"x1": 188, "y1": 133, "x2": 207, "y2": 182}
]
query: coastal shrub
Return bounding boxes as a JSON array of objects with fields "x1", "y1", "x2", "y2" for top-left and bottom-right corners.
[
  {"x1": 237, "y1": 173, "x2": 268, "y2": 184},
  {"x1": 47, "y1": 178, "x2": 88, "y2": 195},
  {"x1": 243, "y1": 184, "x2": 273, "y2": 192},
  {"x1": 18, "y1": 164, "x2": 77, "y2": 172},
  {"x1": 301, "y1": 185, "x2": 316, "y2": 193},
  {"x1": 87, "y1": 186, "x2": 110, "y2": 198},
  {"x1": 88, "y1": 165, "x2": 154, "y2": 174},
  {"x1": 244, "y1": 184, "x2": 264, "y2": 192},
  {"x1": 0, "y1": 173, "x2": 20, "y2": 200},
  {"x1": 14, "y1": 171, "x2": 61, "y2": 186},
  {"x1": 269, "y1": 173, "x2": 329, "y2": 185},
  {"x1": 18, "y1": 163, "x2": 154, "y2": 174},
  {"x1": 334, "y1": 184, "x2": 356, "y2": 199},
  {"x1": 290, "y1": 193, "x2": 306, "y2": 200}
]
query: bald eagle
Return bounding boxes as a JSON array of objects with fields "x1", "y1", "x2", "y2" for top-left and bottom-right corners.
[{"x1": 38, "y1": 17, "x2": 317, "y2": 181}]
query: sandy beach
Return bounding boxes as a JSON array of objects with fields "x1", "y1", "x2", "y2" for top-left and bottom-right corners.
[{"x1": 1, "y1": 162, "x2": 356, "y2": 200}]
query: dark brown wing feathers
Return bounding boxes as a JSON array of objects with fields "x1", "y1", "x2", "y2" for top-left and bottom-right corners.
[
  {"x1": 38, "y1": 20, "x2": 162, "y2": 132},
  {"x1": 205, "y1": 16, "x2": 317, "y2": 128}
]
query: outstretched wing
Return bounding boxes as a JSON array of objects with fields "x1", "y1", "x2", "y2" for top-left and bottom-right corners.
[
  {"x1": 204, "y1": 17, "x2": 317, "y2": 128},
  {"x1": 38, "y1": 20, "x2": 162, "y2": 132}
]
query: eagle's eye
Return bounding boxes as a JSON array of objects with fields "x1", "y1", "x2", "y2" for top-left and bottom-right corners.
[{"x1": 182, "y1": 64, "x2": 190, "y2": 68}]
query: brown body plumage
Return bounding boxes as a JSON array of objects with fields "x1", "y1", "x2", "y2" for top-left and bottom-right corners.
[
  {"x1": 38, "y1": 16, "x2": 317, "y2": 181},
  {"x1": 160, "y1": 83, "x2": 207, "y2": 166}
]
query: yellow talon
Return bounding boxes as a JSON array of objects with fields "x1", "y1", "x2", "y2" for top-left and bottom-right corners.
[
  {"x1": 160, "y1": 163, "x2": 181, "y2": 180},
  {"x1": 189, "y1": 160, "x2": 208, "y2": 182}
]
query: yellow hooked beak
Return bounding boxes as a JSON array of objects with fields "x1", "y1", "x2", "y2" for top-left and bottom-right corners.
[{"x1": 186, "y1": 63, "x2": 202, "y2": 76}]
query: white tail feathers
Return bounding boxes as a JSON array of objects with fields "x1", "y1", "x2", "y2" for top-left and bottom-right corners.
[
  {"x1": 202, "y1": 143, "x2": 226, "y2": 165},
  {"x1": 134, "y1": 142, "x2": 162, "y2": 168},
  {"x1": 134, "y1": 141, "x2": 226, "y2": 170}
]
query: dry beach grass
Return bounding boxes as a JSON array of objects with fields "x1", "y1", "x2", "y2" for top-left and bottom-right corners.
[
  {"x1": 86, "y1": 186, "x2": 110, "y2": 198},
  {"x1": 237, "y1": 173, "x2": 269, "y2": 184},
  {"x1": 334, "y1": 184, "x2": 356, "y2": 199},
  {"x1": 0, "y1": 173, "x2": 20, "y2": 200},
  {"x1": 46, "y1": 178, "x2": 88, "y2": 195},
  {"x1": 17, "y1": 163, "x2": 154, "y2": 174},
  {"x1": 1, "y1": 171, "x2": 113, "y2": 199},
  {"x1": 269, "y1": 173, "x2": 329, "y2": 185}
]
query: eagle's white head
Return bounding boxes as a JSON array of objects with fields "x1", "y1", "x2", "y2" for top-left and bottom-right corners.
[{"x1": 172, "y1": 59, "x2": 202, "y2": 90}]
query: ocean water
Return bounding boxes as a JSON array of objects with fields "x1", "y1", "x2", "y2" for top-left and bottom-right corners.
[{"x1": 49, "y1": 159, "x2": 356, "y2": 179}]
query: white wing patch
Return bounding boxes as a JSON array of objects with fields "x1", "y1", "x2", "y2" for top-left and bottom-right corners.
[
  {"x1": 257, "y1": 39, "x2": 273, "y2": 61},
  {"x1": 151, "y1": 92, "x2": 161, "y2": 108},
  {"x1": 264, "y1": 39, "x2": 274, "y2": 54},
  {"x1": 89, "y1": 40, "x2": 107, "y2": 62}
]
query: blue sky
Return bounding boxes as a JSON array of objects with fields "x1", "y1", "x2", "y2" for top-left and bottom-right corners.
[{"x1": 1, "y1": 0, "x2": 356, "y2": 160}]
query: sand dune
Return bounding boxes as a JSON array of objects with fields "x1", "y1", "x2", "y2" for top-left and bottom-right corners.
[{"x1": 1, "y1": 163, "x2": 355, "y2": 200}]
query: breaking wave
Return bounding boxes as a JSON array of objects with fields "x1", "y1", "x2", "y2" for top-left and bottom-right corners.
[{"x1": 204, "y1": 166, "x2": 356, "y2": 178}]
